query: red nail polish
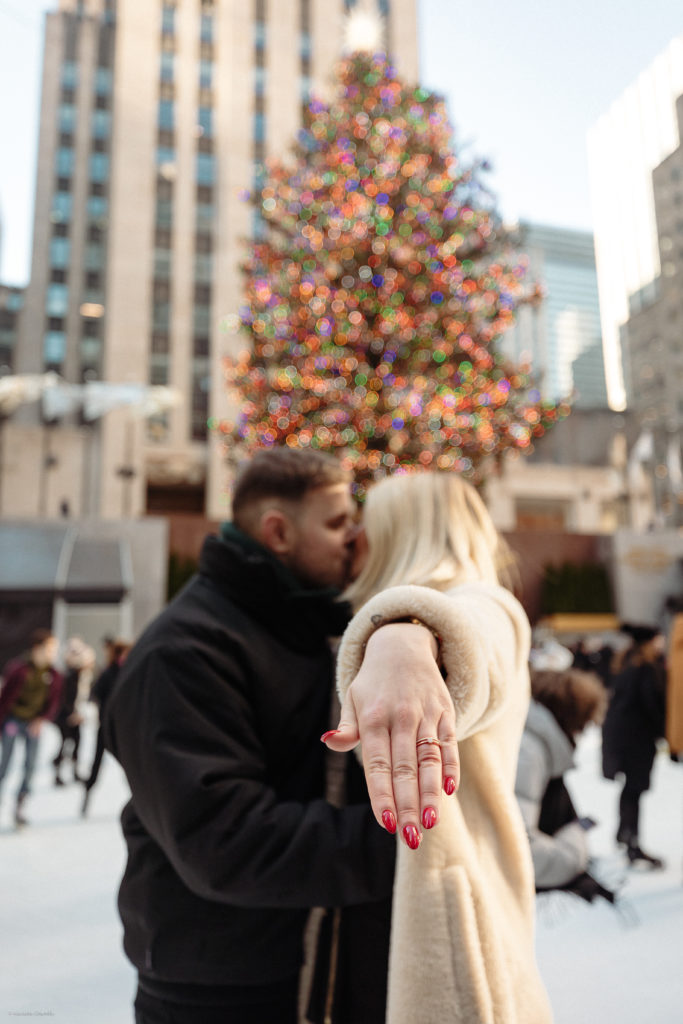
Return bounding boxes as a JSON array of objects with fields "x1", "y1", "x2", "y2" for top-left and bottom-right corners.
[
  {"x1": 422, "y1": 806, "x2": 437, "y2": 830},
  {"x1": 382, "y1": 809, "x2": 397, "y2": 834},
  {"x1": 444, "y1": 776, "x2": 456, "y2": 796},
  {"x1": 403, "y1": 824, "x2": 421, "y2": 850},
  {"x1": 320, "y1": 730, "x2": 341, "y2": 742}
]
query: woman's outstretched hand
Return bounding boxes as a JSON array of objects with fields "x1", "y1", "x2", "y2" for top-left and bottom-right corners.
[{"x1": 322, "y1": 622, "x2": 459, "y2": 850}]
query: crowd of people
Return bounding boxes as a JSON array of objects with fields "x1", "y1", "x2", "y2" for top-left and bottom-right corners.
[
  {"x1": 0, "y1": 447, "x2": 682, "y2": 1024},
  {"x1": 0, "y1": 629, "x2": 130, "y2": 827}
]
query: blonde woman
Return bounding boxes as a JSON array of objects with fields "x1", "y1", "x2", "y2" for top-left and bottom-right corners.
[{"x1": 324, "y1": 471, "x2": 552, "y2": 1024}]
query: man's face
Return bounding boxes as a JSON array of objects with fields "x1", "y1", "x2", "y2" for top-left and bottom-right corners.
[
  {"x1": 285, "y1": 484, "x2": 359, "y2": 590},
  {"x1": 33, "y1": 636, "x2": 58, "y2": 668}
]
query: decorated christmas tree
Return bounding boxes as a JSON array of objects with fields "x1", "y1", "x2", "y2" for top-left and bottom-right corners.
[{"x1": 219, "y1": 46, "x2": 567, "y2": 492}]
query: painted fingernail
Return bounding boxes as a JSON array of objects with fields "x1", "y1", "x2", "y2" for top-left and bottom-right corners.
[
  {"x1": 382, "y1": 809, "x2": 397, "y2": 834},
  {"x1": 422, "y1": 806, "x2": 437, "y2": 830},
  {"x1": 320, "y1": 730, "x2": 341, "y2": 743},
  {"x1": 403, "y1": 824, "x2": 421, "y2": 850},
  {"x1": 444, "y1": 776, "x2": 456, "y2": 796}
]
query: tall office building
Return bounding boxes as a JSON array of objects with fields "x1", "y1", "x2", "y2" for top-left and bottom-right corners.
[
  {"x1": 15, "y1": 0, "x2": 419, "y2": 520},
  {"x1": 588, "y1": 36, "x2": 683, "y2": 411},
  {"x1": 501, "y1": 222, "x2": 606, "y2": 408}
]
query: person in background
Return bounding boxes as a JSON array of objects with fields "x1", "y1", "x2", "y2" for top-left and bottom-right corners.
[
  {"x1": 666, "y1": 612, "x2": 683, "y2": 761},
  {"x1": 515, "y1": 666, "x2": 610, "y2": 902},
  {"x1": 602, "y1": 623, "x2": 667, "y2": 868},
  {"x1": 0, "y1": 629, "x2": 62, "y2": 827},
  {"x1": 52, "y1": 636, "x2": 95, "y2": 787},
  {"x1": 81, "y1": 637, "x2": 131, "y2": 816},
  {"x1": 571, "y1": 635, "x2": 614, "y2": 689}
]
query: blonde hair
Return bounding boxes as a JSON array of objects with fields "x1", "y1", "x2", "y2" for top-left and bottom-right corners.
[{"x1": 345, "y1": 471, "x2": 513, "y2": 609}]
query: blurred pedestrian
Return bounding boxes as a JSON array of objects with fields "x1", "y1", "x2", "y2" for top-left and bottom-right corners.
[
  {"x1": 666, "y1": 612, "x2": 683, "y2": 760},
  {"x1": 602, "y1": 623, "x2": 667, "y2": 867},
  {"x1": 81, "y1": 637, "x2": 131, "y2": 816},
  {"x1": 572, "y1": 635, "x2": 614, "y2": 689},
  {"x1": 0, "y1": 629, "x2": 62, "y2": 827},
  {"x1": 516, "y1": 667, "x2": 612, "y2": 902},
  {"x1": 52, "y1": 637, "x2": 95, "y2": 786}
]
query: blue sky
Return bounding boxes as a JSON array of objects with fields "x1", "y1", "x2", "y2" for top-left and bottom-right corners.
[{"x1": 1, "y1": 0, "x2": 682, "y2": 285}]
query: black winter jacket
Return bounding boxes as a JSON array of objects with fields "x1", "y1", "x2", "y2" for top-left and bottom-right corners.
[
  {"x1": 104, "y1": 533, "x2": 395, "y2": 993},
  {"x1": 602, "y1": 659, "x2": 666, "y2": 792}
]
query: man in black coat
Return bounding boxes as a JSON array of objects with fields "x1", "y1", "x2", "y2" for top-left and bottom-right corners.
[{"x1": 104, "y1": 448, "x2": 451, "y2": 1024}]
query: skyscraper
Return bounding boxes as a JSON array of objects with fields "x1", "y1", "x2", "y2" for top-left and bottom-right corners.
[
  {"x1": 588, "y1": 36, "x2": 683, "y2": 411},
  {"x1": 501, "y1": 222, "x2": 606, "y2": 409},
  {"x1": 15, "y1": 0, "x2": 419, "y2": 519}
]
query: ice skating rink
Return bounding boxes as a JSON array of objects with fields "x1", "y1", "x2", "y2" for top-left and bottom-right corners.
[{"x1": 1, "y1": 716, "x2": 682, "y2": 1023}]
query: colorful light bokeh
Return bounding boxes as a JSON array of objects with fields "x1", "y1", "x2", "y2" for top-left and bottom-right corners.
[{"x1": 220, "y1": 53, "x2": 568, "y2": 490}]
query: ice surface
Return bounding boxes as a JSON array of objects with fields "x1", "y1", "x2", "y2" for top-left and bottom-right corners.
[{"x1": 1, "y1": 718, "x2": 681, "y2": 1022}]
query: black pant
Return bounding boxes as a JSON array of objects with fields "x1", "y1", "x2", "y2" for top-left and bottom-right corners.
[
  {"x1": 134, "y1": 978, "x2": 299, "y2": 1024},
  {"x1": 83, "y1": 724, "x2": 105, "y2": 790},
  {"x1": 618, "y1": 779, "x2": 644, "y2": 842}
]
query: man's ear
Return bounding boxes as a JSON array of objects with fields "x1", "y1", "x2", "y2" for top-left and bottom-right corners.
[{"x1": 259, "y1": 507, "x2": 296, "y2": 556}]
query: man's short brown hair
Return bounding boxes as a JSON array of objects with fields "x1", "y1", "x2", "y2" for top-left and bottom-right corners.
[
  {"x1": 30, "y1": 628, "x2": 54, "y2": 650},
  {"x1": 231, "y1": 447, "x2": 350, "y2": 530}
]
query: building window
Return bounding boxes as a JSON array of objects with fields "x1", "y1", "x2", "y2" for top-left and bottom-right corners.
[
  {"x1": 193, "y1": 304, "x2": 211, "y2": 333},
  {"x1": 195, "y1": 232, "x2": 212, "y2": 254},
  {"x1": 151, "y1": 331, "x2": 170, "y2": 353},
  {"x1": 48, "y1": 316, "x2": 65, "y2": 331},
  {"x1": 87, "y1": 195, "x2": 108, "y2": 219},
  {"x1": 87, "y1": 224, "x2": 105, "y2": 243},
  {"x1": 52, "y1": 222, "x2": 69, "y2": 238},
  {"x1": 89, "y1": 152, "x2": 109, "y2": 182},
  {"x1": 85, "y1": 271, "x2": 102, "y2": 289},
  {"x1": 46, "y1": 284, "x2": 69, "y2": 316},
  {"x1": 155, "y1": 227, "x2": 172, "y2": 249},
  {"x1": 194, "y1": 283, "x2": 211, "y2": 304},
  {"x1": 161, "y1": 4, "x2": 175, "y2": 34},
  {"x1": 199, "y1": 59, "x2": 213, "y2": 89},
  {"x1": 153, "y1": 280, "x2": 171, "y2": 302},
  {"x1": 61, "y1": 61, "x2": 78, "y2": 89},
  {"x1": 156, "y1": 198, "x2": 173, "y2": 228},
  {"x1": 92, "y1": 109, "x2": 111, "y2": 138},
  {"x1": 95, "y1": 68, "x2": 113, "y2": 94},
  {"x1": 157, "y1": 146, "x2": 176, "y2": 169},
  {"x1": 254, "y1": 112, "x2": 265, "y2": 143},
  {"x1": 254, "y1": 21, "x2": 266, "y2": 50},
  {"x1": 158, "y1": 99, "x2": 174, "y2": 131},
  {"x1": 84, "y1": 244, "x2": 104, "y2": 270},
  {"x1": 196, "y1": 185, "x2": 213, "y2": 204},
  {"x1": 194, "y1": 254, "x2": 212, "y2": 283},
  {"x1": 196, "y1": 152, "x2": 216, "y2": 185},
  {"x1": 153, "y1": 302, "x2": 171, "y2": 332},
  {"x1": 154, "y1": 249, "x2": 172, "y2": 278},
  {"x1": 193, "y1": 335, "x2": 209, "y2": 357},
  {"x1": 59, "y1": 104, "x2": 76, "y2": 134},
  {"x1": 44, "y1": 331, "x2": 67, "y2": 364},
  {"x1": 56, "y1": 176, "x2": 72, "y2": 193},
  {"x1": 196, "y1": 202, "x2": 214, "y2": 232},
  {"x1": 158, "y1": 129, "x2": 175, "y2": 149},
  {"x1": 200, "y1": 13, "x2": 214, "y2": 42},
  {"x1": 198, "y1": 106, "x2": 213, "y2": 136},
  {"x1": 50, "y1": 237, "x2": 71, "y2": 268},
  {"x1": 149, "y1": 355, "x2": 170, "y2": 386},
  {"x1": 50, "y1": 268, "x2": 67, "y2": 283},
  {"x1": 191, "y1": 363, "x2": 210, "y2": 440},
  {"x1": 160, "y1": 51, "x2": 174, "y2": 82}
]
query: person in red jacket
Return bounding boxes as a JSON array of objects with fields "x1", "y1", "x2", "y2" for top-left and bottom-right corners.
[{"x1": 0, "y1": 629, "x2": 62, "y2": 827}]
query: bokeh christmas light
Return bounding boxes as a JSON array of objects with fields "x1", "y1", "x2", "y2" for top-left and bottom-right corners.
[{"x1": 220, "y1": 53, "x2": 568, "y2": 492}]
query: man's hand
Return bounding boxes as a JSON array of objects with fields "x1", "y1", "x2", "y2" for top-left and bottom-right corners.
[
  {"x1": 28, "y1": 717, "x2": 44, "y2": 738},
  {"x1": 323, "y1": 623, "x2": 459, "y2": 849}
]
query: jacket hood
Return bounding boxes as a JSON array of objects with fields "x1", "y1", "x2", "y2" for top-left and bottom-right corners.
[{"x1": 524, "y1": 699, "x2": 575, "y2": 778}]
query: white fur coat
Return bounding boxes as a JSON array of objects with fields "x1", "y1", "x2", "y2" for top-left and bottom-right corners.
[{"x1": 336, "y1": 582, "x2": 553, "y2": 1024}]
